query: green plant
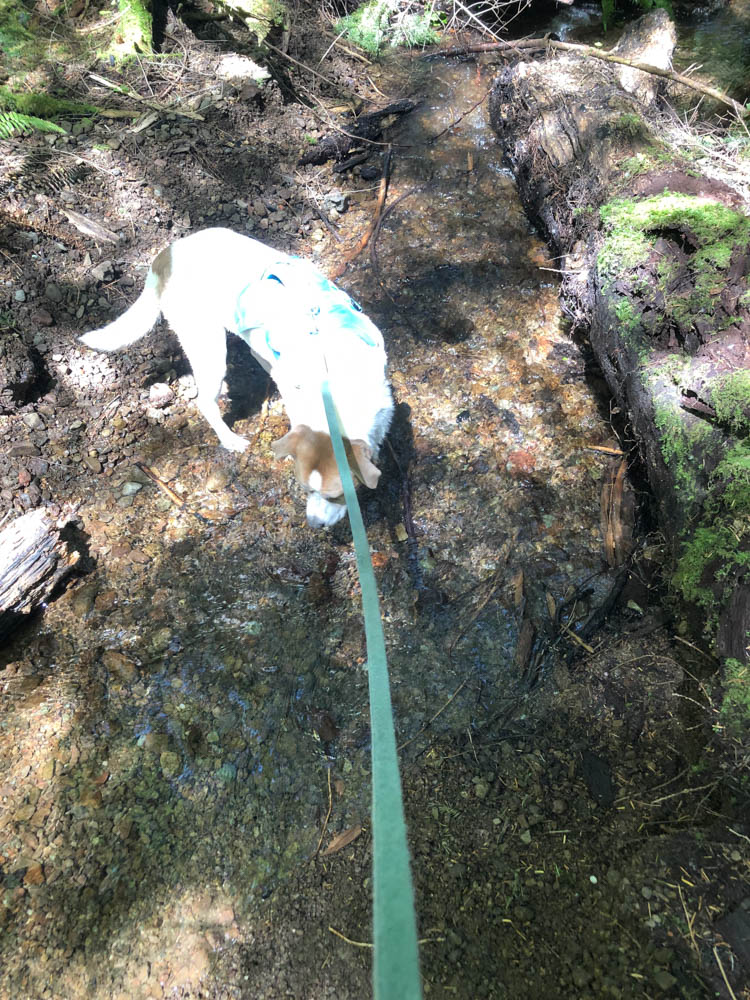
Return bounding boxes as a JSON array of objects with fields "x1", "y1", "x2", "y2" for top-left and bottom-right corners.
[
  {"x1": 719, "y1": 658, "x2": 750, "y2": 740},
  {"x1": 0, "y1": 111, "x2": 67, "y2": 138},
  {"x1": 337, "y1": 0, "x2": 441, "y2": 54}
]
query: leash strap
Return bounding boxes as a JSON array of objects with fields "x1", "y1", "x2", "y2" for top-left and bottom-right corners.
[{"x1": 321, "y1": 380, "x2": 422, "y2": 1000}]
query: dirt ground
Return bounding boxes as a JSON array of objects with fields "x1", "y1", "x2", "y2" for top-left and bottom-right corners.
[{"x1": 1, "y1": 5, "x2": 749, "y2": 1000}]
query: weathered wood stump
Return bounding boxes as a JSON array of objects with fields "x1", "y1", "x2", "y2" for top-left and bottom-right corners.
[
  {"x1": 0, "y1": 506, "x2": 87, "y2": 642},
  {"x1": 489, "y1": 11, "x2": 750, "y2": 738}
]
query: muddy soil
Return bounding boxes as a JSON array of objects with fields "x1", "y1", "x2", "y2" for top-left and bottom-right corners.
[{"x1": 0, "y1": 8, "x2": 748, "y2": 1000}]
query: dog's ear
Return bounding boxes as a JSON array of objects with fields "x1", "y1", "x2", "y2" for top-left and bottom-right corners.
[
  {"x1": 271, "y1": 428, "x2": 303, "y2": 460},
  {"x1": 349, "y1": 441, "x2": 381, "y2": 489}
]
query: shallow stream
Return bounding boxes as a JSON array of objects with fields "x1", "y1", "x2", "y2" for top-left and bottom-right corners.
[{"x1": 1, "y1": 11, "x2": 746, "y2": 997}]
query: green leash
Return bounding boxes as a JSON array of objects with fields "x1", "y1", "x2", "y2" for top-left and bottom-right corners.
[{"x1": 322, "y1": 380, "x2": 422, "y2": 1000}]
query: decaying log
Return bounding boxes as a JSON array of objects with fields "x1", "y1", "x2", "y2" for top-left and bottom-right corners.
[
  {"x1": 0, "y1": 506, "x2": 88, "y2": 642},
  {"x1": 488, "y1": 12, "x2": 750, "y2": 682},
  {"x1": 299, "y1": 99, "x2": 417, "y2": 166}
]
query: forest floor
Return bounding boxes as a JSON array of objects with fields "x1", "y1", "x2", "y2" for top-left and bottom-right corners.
[{"x1": 1, "y1": 5, "x2": 749, "y2": 999}]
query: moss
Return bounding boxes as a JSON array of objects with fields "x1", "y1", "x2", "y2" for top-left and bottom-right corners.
[
  {"x1": 0, "y1": 87, "x2": 98, "y2": 117},
  {"x1": 597, "y1": 191, "x2": 750, "y2": 282},
  {"x1": 653, "y1": 399, "x2": 713, "y2": 509},
  {"x1": 598, "y1": 193, "x2": 750, "y2": 347},
  {"x1": 673, "y1": 440, "x2": 750, "y2": 635},
  {"x1": 719, "y1": 658, "x2": 750, "y2": 740},
  {"x1": 103, "y1": 0, "x2": 153, "y2": 61},
  {"x1": 710, "y1": 370, "x2": 750, "y2": 436},
  {"x1": 620, "y1": 146, "x2": 673, "y2": 180}
]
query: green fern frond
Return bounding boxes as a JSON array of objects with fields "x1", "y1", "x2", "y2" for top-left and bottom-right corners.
[{"x1": 0, "y1": 111, "x2": 67, "y2": 139}]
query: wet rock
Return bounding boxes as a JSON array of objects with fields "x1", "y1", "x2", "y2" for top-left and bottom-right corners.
[
  {"x1": 150, "y1": 627, "x2": 173, "y2": 654},
  {"x1": 206, "y1": 469, "x2": 230, "y2": 492},
  {"x1": 160, "y1": 751, "x2": 181, "y2": 778},
  {"x1": 23, "y1": 864, "x2": 45, "y2": 886},
  {"x1": 102, "y1": 650, "x2": 138, "y2": 683}
]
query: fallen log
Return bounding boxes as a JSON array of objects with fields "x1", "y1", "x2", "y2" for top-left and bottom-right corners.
[
  {"x1": 299, "y1": 99, "x2": 417, "y2": 166},
  {"x1": 488, "y1": 11, "x2": 750, "y2": 741},
  {"x1": 0, "y1": 506, "x2": 88, "y2": 643}
]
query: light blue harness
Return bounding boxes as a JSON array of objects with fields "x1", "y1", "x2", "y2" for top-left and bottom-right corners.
[{"x1": 234, "y1": 260, "x2": 379, "y2": 368}]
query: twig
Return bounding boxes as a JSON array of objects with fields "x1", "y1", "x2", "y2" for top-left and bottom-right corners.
[
  {"x1": 314, "y1": 766, "x2": 334, "y2": 858},
  {"x1": 88, "y1": 72, "x2": 204, "y2": 121},
  {"x1": 397, "y1": 677, "x2": 471, "y2": 752},
  {"x1": 713, "y1": 946, "x2": 738, "y2": 1000},
  {"x1": 429, "y1": 84, "x2": 493, "y2": 143},
  {"x1": 329, "y1": 926, "x2": 373, "y2": 948},
  {"x1": 329, "y1": 145, "x2": 392, "y2": 279},
  {"x1": 678, "y1": 884, "x2": 699, "y2": 956},
  {"x1": 263, "y1": 39, "x2": 367, "y2": 100}
]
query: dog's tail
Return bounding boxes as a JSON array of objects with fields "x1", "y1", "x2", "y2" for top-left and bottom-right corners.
[{"x1": 79, "y1": 271, "x2": 161, "y2": 352}]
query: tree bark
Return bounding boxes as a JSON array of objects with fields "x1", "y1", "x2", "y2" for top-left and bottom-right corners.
[
  {"x1": 488, "y1": 11, "x2": 750, "y2": 680},
  {"x1": 0, "y1": 507, "x2": 87, "y2": 642}
]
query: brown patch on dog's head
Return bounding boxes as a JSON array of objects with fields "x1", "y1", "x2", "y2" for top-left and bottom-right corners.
[
  {"x1": 151, "y1": 246, "x2": 173, "y2": 296},
  {"x1": 271, "y1": 425, "x2": 381, "y2": 498}
]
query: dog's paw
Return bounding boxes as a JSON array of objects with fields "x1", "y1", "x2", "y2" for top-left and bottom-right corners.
[{"x1": 220, "y1": 433, "x2": 250, "y2": 453}]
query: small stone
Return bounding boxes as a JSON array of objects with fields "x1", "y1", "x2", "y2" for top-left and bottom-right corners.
[
  {"x1": 217, "y1": 762, "x2": 237, "y2": 783},
  {"x1": 519, "y1": 829, "x2": 532, "y2": 845},
  {"x1": 79, "y1": 787, "x2": 103, "y2": 809},
  {"x1": 91, "y1": 260, "x2": 113, "y2": 282},
  {"x1": 22, "y1": 412, "x2": 45, "y2": 431},
  {"x1": 160, "y1": 751, "x2": 181, "y2": 778},
  {"x1": 24, "y1": 863, "x2": 45, "y2": 886},
  {"x1": 83, "y1": 455, "x2": 102, "y2": 474},
  {"x1": 32, "y1": 308, "x2": 54, "y2": 326},
  {"x1": 206, "y1": 469, "x2": 230, "y2": 492},
  {"x1": 45, "y1": 283, "x2": 64, "y2": 303},
  {"x1": 121, "y1": 481, "x2": 143, "y2": 496},
  {"x1": 150, "y1": 627, "x2": 173, "y2": 653},
  {"x1": 474, "y1": 780, "x2": 489, "y2": 799},
  {"x1": 653, "y1": 970, "x2": 676, "y2": 991},
  {"x1": 14, "y1": 289, "x2": 26, "y2": 302},
  {"x1": 149, "y1": 382, "x2": 173, "y2": 408},
  {"x1": 102, "y1": 649, "x2": 138, "y2": 683},
  {"x1": 10, "y1": 444, "x2": 41, "y2": 458}
]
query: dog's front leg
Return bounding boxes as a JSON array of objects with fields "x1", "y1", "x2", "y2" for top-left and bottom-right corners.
[{"x1": 185, "y1": 326, "x2": 250, "y2": 452}]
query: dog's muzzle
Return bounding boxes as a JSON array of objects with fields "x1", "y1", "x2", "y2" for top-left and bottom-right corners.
[{"x1": 306, "y1": 492, "x2": 347, "y2": 528}]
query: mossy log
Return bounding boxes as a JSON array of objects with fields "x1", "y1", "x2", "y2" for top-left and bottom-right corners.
[
  {"x1": 0, "y1": 507, "x2": 87, "y2": 643},
  {"x1": 488, "y1": 13, "x2": 750, "y2": 687}
]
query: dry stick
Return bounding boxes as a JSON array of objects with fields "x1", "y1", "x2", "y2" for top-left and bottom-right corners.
[
  {"x1": 314, "y1": 766, "x2": 334, "y2": 858},
  {"x1": 329, "y1": 145, "x2": 392, "y2": 280},
  {"x1": 427, "y1": 36, "x2": 749, "y2": 118},
  {"x1": 88, "y1": 72, "x2": 204, "y2": 121},
  {"x1": 713, "y1": 947, "x2": 739, "y2": 1000}
]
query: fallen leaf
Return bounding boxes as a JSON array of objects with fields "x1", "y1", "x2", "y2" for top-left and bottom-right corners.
[{"x1": 323, "y1": 825, "x2": 362, "y2": 855}]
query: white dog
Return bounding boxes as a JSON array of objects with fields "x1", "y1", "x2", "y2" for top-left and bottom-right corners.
[{"x1": 79, "y1": 228, "x2": 394, "y2": 527}]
